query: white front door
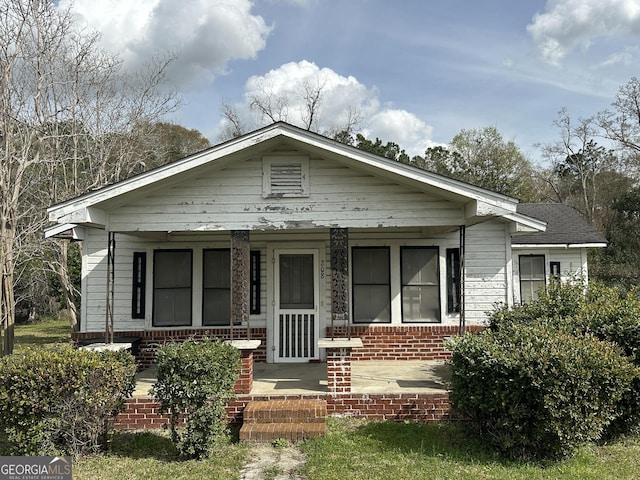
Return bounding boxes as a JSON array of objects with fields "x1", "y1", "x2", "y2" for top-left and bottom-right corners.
[{"x1": 274, "y1": 249, "x2": 319, "y2": 362}]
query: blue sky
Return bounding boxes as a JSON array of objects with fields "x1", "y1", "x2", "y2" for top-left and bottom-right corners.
[{"x1": 60, "y1": 0, "x2": 640, "y2": 164}]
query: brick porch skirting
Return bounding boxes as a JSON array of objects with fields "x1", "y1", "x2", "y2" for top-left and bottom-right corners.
[
  {"x1": 72, "y1": 328, "x2": 268, "y2": 369},
  {"x1": 73, "y1": 324, "x2": 484, "y2": 368},
  {"x1": 114, "y1": 393, "x2": 454, "y2": 430},
  {"x1": 327, "y1": 325, "x2": 484, "y2": 361}
]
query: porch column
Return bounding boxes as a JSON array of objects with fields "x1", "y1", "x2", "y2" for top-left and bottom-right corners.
[
  {"x1": 227, "y1": 339, "x2": 261, "y2": 394},
  {"x1": 330, "y1": 227, "x2": 349, "y2": 339},
  {"x1": 231, "y1": 230, "x2": 250, "y2": 339},
  {"x1": 319, "y1": 338, "x2": 363, "y2": 393},
  {"x1": 326, "y1": 347, "x2": 351, "y2": 393}
]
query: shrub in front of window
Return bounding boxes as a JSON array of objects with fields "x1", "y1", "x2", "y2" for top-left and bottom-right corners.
[
  {"x1": 150, "y1": 339, "x2": 240, "y2": 459},
  {"x1": 447, "y1": 324, "x2": 637, "y2": 460},
  {"x1": 489, "y1": 280, "x2": 640, "y2": 438},
  {"x1": 0, "y1": 347, "x2": 136, "y2": 457},
  {"x1": 575, "y1": 284, "x2": 640, "y2": 437},
  {"x1": 488, "y1": 278, "x2": 584, "y2": 332}
]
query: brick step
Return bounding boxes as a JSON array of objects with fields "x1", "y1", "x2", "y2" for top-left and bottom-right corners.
[
  {"x1": 240, "y1": 399, "x2": 327, "y2": 443},
  {"x1": 242, "y1": 399, "x2": 327, "y2": 424},
  {"x1": 239, "y1": 422, "x2": 326, "y2": 443}
]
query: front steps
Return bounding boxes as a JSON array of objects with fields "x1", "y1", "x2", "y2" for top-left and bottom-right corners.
[{"x1": 239, "y1": 399, "x2": 327, "y2": 443}]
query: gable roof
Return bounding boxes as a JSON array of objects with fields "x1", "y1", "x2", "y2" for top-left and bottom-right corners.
[
  {"x1": 513, "y1": 203, "x2": 607, "y2": 247},
  {"x1": 47, "y1": 122, "x2": 544, "y2": 233}
]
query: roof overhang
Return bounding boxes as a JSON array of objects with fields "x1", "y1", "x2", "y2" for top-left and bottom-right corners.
[
  {"x1": 513, "y1": 243, "x2": 608, "y2": 249},
  {"x1": 47, "y1": 122, "x2": 532, "y2": 232},
  {"x1": 44, "y1": 223, "x2": 84, "y2": 240}
]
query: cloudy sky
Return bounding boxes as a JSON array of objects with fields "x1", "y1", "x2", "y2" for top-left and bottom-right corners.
[{"x1": 59, "y1": 0, "x2": 640, "y2": 163}]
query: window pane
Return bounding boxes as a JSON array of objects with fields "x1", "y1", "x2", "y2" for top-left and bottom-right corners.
[
  {"x1": 203, "y1": 289, "x2": 231, "y2": 326},
  {"x1": 353, "y1": 285, "x2": 390, "y2": 322},
  {"x1": 153, "y1": 250, "x2": 192, "y2": 326},
  {"x1": 402, "y1": 248, "x2": 438, "y2": 285},
  {"x1": 155, "y1": 251, "x2": 191, "y2": 288},
  {"x1": 203, "y1": 249, "x2": 230, "y2": 288},
  {"x1": 352, "y1": 248, "x2": 389, "y2": 284},
  {"x1": 153, "y1": 288, "x2": 191, "y2": 326},
  {"x1": 519, "y1": 255, "x2": 546, "y2": 303},
  {"x1": 446, "y1": 248, "x2": 461, "y2": 314},
  {"x1": 401, "y1": 247, "x2": 440, "y2": 323},
  {"x1": 203, "y1": 249, "x2": 231, "y2": 325},
  {"x1": 402, "y1": 286, "x2": 440, "y2": 322},
  {"x1": 280, "y1": 254, "x2": 314, "y2": 309},
  {"x1": 352, "y1": 247, "x2": 391, "y2": 323},
  {"x1": 522, "y1": 280, "x2": 545, "y2": 303}
]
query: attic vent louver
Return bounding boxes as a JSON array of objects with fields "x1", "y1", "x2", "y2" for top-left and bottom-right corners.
[
  {"x1": 270, "y1": 163, "x2": 303, "y2": 194},
  {"x1": 262, "y1": 155, "x2": 309, "y2": 198}
]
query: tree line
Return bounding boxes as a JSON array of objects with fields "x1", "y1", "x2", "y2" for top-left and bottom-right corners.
[{"x1": 2, "y1": 0, "x2": 640, "y2": 355}]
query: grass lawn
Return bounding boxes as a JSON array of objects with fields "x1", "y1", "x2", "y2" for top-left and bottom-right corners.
[
  {"x1": 73, "y1": 431, "x2": 249, "y2": 480},
  {"x1": 8, "y1": 319, "x2": 640, "y2": 479},
  {"x1": 13, "y1": 316, "x2": 72, "y2": 353},
  {"x1": 302, "y1": 419, "x2": 640, "y2": 480}
]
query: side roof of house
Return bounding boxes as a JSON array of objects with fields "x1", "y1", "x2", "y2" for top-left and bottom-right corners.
[{"x1": 513, "y1": 203, "x2": 607, "y2": 247}]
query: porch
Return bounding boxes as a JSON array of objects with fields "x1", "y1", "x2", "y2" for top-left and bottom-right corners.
[{"x1": 132, "y1": 359, "x2": 451, "y2": 397}]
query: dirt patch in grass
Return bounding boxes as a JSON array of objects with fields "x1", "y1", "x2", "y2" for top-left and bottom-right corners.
[{"x1": 240, "y1": 444, "x2": 307, "y2": 480}]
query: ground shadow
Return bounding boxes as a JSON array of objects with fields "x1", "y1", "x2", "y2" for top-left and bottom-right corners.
[
  {"x1": 349, "y1": 420, "x2": 514, "y2": 467},
  {"x1": 108, "y1": 431, "x2": 178, "y2": 460}
]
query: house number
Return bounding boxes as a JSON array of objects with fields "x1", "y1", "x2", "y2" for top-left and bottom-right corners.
[{"x1": 320, "y1": 259, "x2": 325, "y2": 279}]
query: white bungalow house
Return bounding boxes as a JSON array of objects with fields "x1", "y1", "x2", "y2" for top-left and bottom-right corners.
[{"x1": 46, "y1": 122, "x2": 606, "y2": 368}]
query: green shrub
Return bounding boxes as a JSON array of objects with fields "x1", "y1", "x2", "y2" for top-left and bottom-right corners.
[
  {"x1": 0, "y1": 346, "x2": 136, "y2": 457},
  {"x1": 575, "y1": 284, "x2": 640, "y2": 436},
  {"x1": 488, "y1": 279, "x2": 584, "y2": 332},
  {"x1": 150, "y1": 338, "x2": 240, "y2": 459},
  {"x1": 447, "y1": 325, "x2": 637, "y2": 460}
]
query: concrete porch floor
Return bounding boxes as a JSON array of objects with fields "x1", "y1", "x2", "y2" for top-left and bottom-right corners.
[{"x1": 133, "y1": 360, "x2": 450, "y2": 397}]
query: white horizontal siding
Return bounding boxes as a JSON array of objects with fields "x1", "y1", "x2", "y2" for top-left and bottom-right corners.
[
  {"x1": 107, "y1": 155, "x2": 465, "y2": 232},
  {"x1": 464, "y1": 221, "x2": 509, "y2": 324}
]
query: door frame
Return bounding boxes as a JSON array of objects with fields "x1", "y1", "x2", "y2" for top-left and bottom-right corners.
[{"x1": 266, "y1": 244, "x2": 325, "y2": 363}]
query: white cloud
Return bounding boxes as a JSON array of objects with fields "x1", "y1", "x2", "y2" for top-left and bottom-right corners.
[
  {"x1": 364, "y1": 110, "x2": 436, "y2": 157},
  {"x1": 215, "y1": 60, "x2": 436, "y2": 155},
  {"x1": 240, "y1": 60, "x2": 380, "y2": 131},
  {"x1": 527, "y1": 0, "x2": 640, "y2": 65},
  {"x1": 58, "y1": 0, "x2": 272, "y2": 89}
]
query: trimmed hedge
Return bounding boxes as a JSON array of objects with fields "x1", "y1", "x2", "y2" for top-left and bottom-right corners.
[
  {"x1": 0, "y1": 347, "x2": 136, "y2": 457},
  {"x1": 488, "y1": 281, "x2": 640, "y2": 438},
  {"x1": 447, "y1": 324, "x2": 637, "y2": 460},
  {"x1": 150, "y1": 338, "x2": 240, "y2": 459}
]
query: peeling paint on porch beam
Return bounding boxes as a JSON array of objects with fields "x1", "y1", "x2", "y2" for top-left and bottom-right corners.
[{"x1": 231, "y1": 230, "x2": 250, "y2": 339}]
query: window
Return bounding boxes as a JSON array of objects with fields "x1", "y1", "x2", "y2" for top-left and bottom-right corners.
[
  {"x1": 131, "y1": 252, "x2": 146, "y2": 319},
  {"x1": 153, "y1": 250, "x2": 192, "y2": 326},
  {"x1": 446, "y1": 248, "x2": 461, "y2": 314},
  {"x1": 203, "y1": 249, "x2": 261, "y2": 325},
  {"x1": 203, "y1": 249, "x2": 231, "y2": 326},
  {"x1": 352, "y1": 247, "x2": 390, "y2": 323},
  {"x1": 550, "y1": 261, "x2": 561, "y2": 279},
  {"x1": 401, "y1": 247, "x2": 440, "y2": 323},
  {"x1": 262, "y1": 155, "x2": 309, "y2": 198},
  {"x1": 279, "y1": 254, "x2": 314, "y2": 309},
  {"x1": 250, "y1": 250, "x2": 261, "y2": 314},
  {"x1": 520, "y1": 255, "x2": 545, "y2": 303}
]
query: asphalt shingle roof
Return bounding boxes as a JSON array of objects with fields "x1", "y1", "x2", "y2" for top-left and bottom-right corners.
[{"x1": 513, "y1": 203, "x2": 608, "y2": 246}]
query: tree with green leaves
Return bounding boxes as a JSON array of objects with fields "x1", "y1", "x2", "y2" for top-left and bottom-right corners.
[
  {"x1": 422, "y1": 126, "x2": 538, "y2": 201},
  {"x1": 354, "y1": 133, "x2": 411, "y2": 163}
]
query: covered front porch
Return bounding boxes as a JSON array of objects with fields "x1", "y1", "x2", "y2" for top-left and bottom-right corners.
[{"x1": 133, "y1": 359, "x2": 451, "y2": 397}]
